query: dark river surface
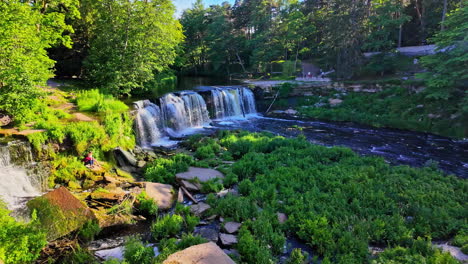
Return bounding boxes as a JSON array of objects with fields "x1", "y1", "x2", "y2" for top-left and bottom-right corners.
[{"x1": 211, "y1": 116, "x2": 468, "y2": 178}]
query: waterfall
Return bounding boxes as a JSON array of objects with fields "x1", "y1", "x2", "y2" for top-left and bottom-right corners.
[
  {"x1": 211, "y1": 87, "x2": 257, "y2": 119},
  {"x1": 241, "y1": 87, "x2": 257, "y2": 115},
  {"x1": 134, "y1": 86, "x2": 257, "y2": 147},
  {"x1": 0, "y1": 142, "x2": 41, "y2": 213},
  {"x1": 134, "y1": 100, "x2": 165, "y2": 148}
]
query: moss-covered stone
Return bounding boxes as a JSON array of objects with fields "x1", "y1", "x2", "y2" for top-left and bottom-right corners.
[{"x1": 27, "y1": 187, "x2": 95, "y2": 240}]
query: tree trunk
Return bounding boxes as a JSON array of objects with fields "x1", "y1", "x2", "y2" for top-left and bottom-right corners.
[
  {"x1": 235, "y1": 50, "x2": 247, "y2": 73},
  {"x1": 441, "y1": 0, "x2": 448, "y2": 31},
  {"x1": 398, "y1": 24, "x2": 403, "y2": 47},
  {"x1": 294, "y1": 45, "x2": 299, "y2": 75}
]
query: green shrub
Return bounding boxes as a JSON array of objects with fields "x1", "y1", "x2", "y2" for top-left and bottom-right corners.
[
  {"x1": 145, "y1": 154, "x2": 193, "y2": 184},
  {"x1": 0, "y1": 204, "x2": 47, "y2": 264},
  {"x1": 78, "y1": 220, "x2": 101, "y2": 242},
  {"x1": 76, "y1": 89, "x2": 128, "y2": 113},
  {"x1": 123, "y1": 236, "x2": 155, "y2": 264},
  {"x1": 151, "y1": 214, "x2": 184, "y2": 240},
  {"x1": 137, "y1": 191, "x2": 158, "y2": 216},
  {"x1": 184, "y1": 214, "x2": 199, "y2": 232},
  {"x1": 286, "y1": 248, "x2": 308, "y2": 264},
  {"x1": 201, "y1": 178, "x2": 224, "y2": 193}
]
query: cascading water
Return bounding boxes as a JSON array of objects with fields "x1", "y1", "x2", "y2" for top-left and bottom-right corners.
[
  {"x1": 134, "y1": 86, "x2": 257, "y2": 147},
  {"x1": 134, "y1": 100, "x2": 165, "y2": 148},
  {"x1": 211, "y1": 87, "x2": 257, "y2": 119},
  {"x1": 241, "y1": 87, "x2": 257, "y2": 115},
  {"x1": 0, "y1": 142, "x2": 41, "y2": 213},
  {"x1": 160, "y1": 92, "x2": 210, "y2": 137}
]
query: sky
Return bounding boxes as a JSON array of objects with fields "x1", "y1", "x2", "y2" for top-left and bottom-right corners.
[{"x1": 173, "y1": 0, "x2": 235, "y2": 17}]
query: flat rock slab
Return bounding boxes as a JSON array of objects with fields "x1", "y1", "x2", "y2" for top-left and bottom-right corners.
[
  {"x1": 224, "y1": 222, "x2": 241, "y2": 234},
  {"x1": 145, "y1": 183, "x2": 174, "y2": 210},
  {"x1": 195, "y1": 227, "x2": 219, "y2": 242},
  {"x1": 219, "y1": 233, "x2": 238, "y2": 246},
  {"x1": 176, "y1": 167, "x2": 224, "y2": 182},
  {"x1": 277, "y1": 212, "x2": 287, "y2": 224},
  {"x1": 163, "y1": 242, "x2": 235, "y2": 264},
  {"x1": 180, "y1": 180, "x2": 201, "y2": 192},
  {"x1": 190, "y1": 202, "x2": 211, "y2": 216}
]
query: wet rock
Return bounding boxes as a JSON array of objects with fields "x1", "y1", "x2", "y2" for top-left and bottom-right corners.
[
  {"x1": 27, "y1": 187, "x2": 95, "y2": 240},
  {"x1": 219, "y1": 233, "x2": 238, "y2": 246},
  {"x1": 217, "y1": 189, "x2": 229, "y2": 198},
  {"x1": 224, "y1": 222, "x2": 241, "y2": 234},
  {"x1": 176, "y1": 167, "x2": 224, "y2": 182},
  {"x1": 277, "y1": 212, "x2": 287, "y2": 224},
  {"x1": 180, "y1": 180, "x2": 201, "y2": 192},
  {"x1": 177, "y1": 188, "x2": 184, "y2": 203},
  {"x1": 328, "y1": 98, "x2": 343, "y2": 107},
  {"x1": 206, "y1": 215, "x2": 217, "y2": 221},
  {"x1": 163, "y1": 242, "x2": 235, "y2": 264},
  {"x1": 113, "y1": 147, "x2": 138, "y2": 167},
  {"x1": 145, "y1": 183, "x2": 175, "y2": 210},
  {"x1": 137, "y1": 160, "x2": 146, "y2": 168},
  {"x1": 427, "y1": 113, "x2": 441, "y2": 119},
  {"x1": 284, "y1": 108, "x2": 298, "y2": 115},
  {"x1": 435, "y1": 242, "x2": 468, "y2": 262},
  {"x1": 195, "y1": 227, "x2": 219, "y2": 242},
  {"x1": 190, "y1": 202, "x2": 211, "y2": 216}
]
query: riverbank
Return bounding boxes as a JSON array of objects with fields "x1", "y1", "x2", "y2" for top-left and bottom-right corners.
[{"x1": 253, "y1": 81, "x2": 467, "y2": 139}]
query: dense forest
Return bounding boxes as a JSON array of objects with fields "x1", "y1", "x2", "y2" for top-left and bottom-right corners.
[{"x1": 0, "y1": 0, "x2": 467, "y2": 263}]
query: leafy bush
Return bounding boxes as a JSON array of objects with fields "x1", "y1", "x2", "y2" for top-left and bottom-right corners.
[
  {"x1": 202, "y1": 131, "x2": 466, "y2": 262},
  {"x1": 151, "y1": 214, "x2": 184, "y2": 240},
  {"x1": 201, "y1": 178, "x2": 224, "y2": 193},
  {"x1": 76, "y1": 89, "x2": 128, "y2": 113},
  {"x1": 144, "y1": 154, "x2": 193, "y2": 184},
  {"x1": 286, "y1": 248, "x2": 308, "y2": 264},
  {"x1": 78, "y1": 220, "x2": 101, "y2": 242},
  {"x1": 123, "y1": 236, "x2": 155, "y2": 264},
  {"x1": 0, "y1": 203, "x2": 47, "y2": 264},
  {"x1": 136, "y1": 191, "x2": 158, "y2": 216}
]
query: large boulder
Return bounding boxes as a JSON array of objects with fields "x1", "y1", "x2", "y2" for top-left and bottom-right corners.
[
  {"x1": 176, "y1": 167, "x2": 224, "y2": 183},
  {"x1": 113, "y1": 147, "x2": 138, "y2": 167},
  {"x1": 163, "y1": 242, "x2": 235, "y2": 264},
  {"x1": 27, "y1": 187, "x2": 95, "y2": 240},
  {"x1": 145, "y1": 182, "x2": 175, "y2": 210}
]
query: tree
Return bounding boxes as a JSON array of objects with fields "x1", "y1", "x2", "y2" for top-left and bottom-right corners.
[
  {"x1": 84, "y1": 0, "x2": 183, "y2": 95},
  {"x1": 418, "y1": 5, "x2": 467, "y2": 101},
  {"x1": 0, "y1": 0, "x2": 54, "y2": 123},
  {"x1": 364, "y1": 0, "x2": 410, "y2": 52}
]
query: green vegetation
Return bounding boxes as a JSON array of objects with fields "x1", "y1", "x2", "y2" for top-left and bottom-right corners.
[
  {"x1": 151, "y1": 214, "x2": 184, "y2": 240},
  {"x1": 136, "y1": 191, "x2": 158, "y2": 216},
  {"x1": 297, "y1": 87, "x2": 467, "y2": 138},
  {"x1": 144, "y1": 154, "x2": 193, "y2": 184},
  {"x1": 78, "y1": 220, "x2": 101, "y2": 242},
  {"x1": 123, "y1": 236, "x2": 155, "y2": 264},
  {"x1": 0, "y1": 202, "x2": 47, "y2": 264},
  {"x1": 191, "y1": 131, "x2": 466, "y2": 263}
]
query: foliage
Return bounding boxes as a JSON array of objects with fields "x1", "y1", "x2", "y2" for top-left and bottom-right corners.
[
  {"x1": 78, "y1": 220, "x2": 101, "y2": 242},
  {"x1": 418, "y1": 6, "x2": 467, "y2": 104},
  {"x1": 0, "y1": 203, "x2": 47, "y2": 264},
  {"x1": 136, "y1": 191, "x2": 158, "y2": 216},
  {"x1": 298, "y1": 87, "x2": 467, "y2": 138},
  {"x1": 144, "y1": 154, "x2": 193, "y2": 184},
  {"x1": 193, "y1": 131, "x2": 466, "y2": 262},
  {"x1": 76, "y1": 89, "x2": 128, "y2": 113},
  {"x1": 151, "y1": 214, "x2": 184, "y2": 240},
  {"x1": 83, "y1": 0, "x2": 183, "y2": 95},
  {"x1": 286, "y1": 248, "x2": 308, "y2": 264},
  {"x1": 372, "y1": 238, "x2": 459, "y2": 264},
  {"x1": 200, "y1": 178, "x2": 224, "y2": 193},
  {"x1": 154, "y1": 233, "x2": 207, "y2": 263},
  {"x1": 123, "y1": 236, "x2": 155, "y2": 264}
]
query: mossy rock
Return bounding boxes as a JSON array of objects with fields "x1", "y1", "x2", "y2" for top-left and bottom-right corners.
[{"x1": 27, "y1": 187, "x2": 95, "y2": 240}]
